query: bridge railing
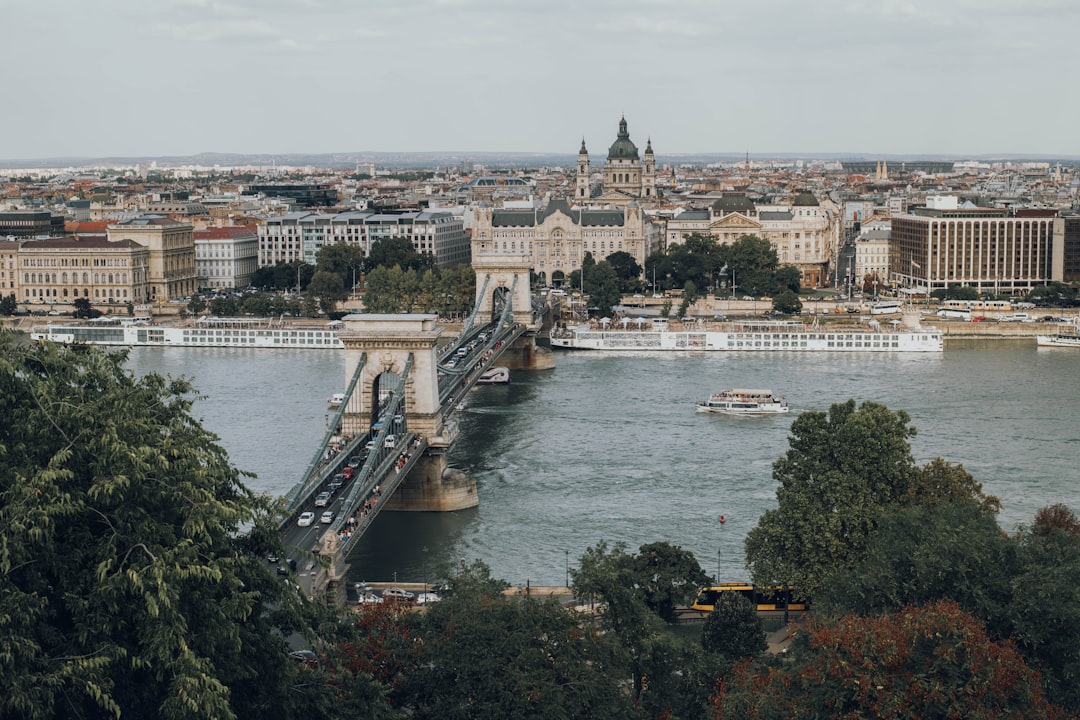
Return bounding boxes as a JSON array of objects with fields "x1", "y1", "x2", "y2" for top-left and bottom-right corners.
[{"x1": 282, "y1": 352, "x2": 367, "y2": 516}]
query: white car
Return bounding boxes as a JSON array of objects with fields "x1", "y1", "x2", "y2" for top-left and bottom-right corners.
[
  {"x1": 320, "y1": 510, "x2": 335, "y2": 524},
  {"x1": 314, "y1": 491, "x2": 331, "y2": 507},
  {"x1": 297, "y1": 511, "x2": 315, "y2": 527},
  {"x1": 382, "y1": 587, "x2": 415, "y2": 603}
]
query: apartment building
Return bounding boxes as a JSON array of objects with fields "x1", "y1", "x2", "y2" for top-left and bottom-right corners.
[{"x1": 194, "y1": 225, "x2": 259, "y2": 289}]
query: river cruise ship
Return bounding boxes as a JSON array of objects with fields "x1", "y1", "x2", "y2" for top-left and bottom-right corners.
[
  {"x1": 697, "y1": 389, "x2": 789, "y2": 415},
  {"x1": 550, "y1": 320, "x2": 943, "y2": 353},
  {"x1": 30, "y1": 316, "x2": 345, "y2": 350}
]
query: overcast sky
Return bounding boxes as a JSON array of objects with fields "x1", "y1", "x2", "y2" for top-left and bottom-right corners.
[{"x1": 3, "y1": 0, "x2": 1077, "y2": 161}]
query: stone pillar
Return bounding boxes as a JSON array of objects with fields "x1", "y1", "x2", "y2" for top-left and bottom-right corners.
[{"x1": 382, "y1": 452, "x2": 479, "y2": 511}]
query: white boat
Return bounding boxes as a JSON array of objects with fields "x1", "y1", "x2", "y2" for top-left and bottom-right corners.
[
  {"x1": 697, "y1": 389, "x2": 789, "y2": 415},
  {"x1": 1037, "y1": 324, "x2": 1080, "y2": 348},
  {"x1": 550, "y1": 320, "x2": 943, "y2": 353},
  {"x1": 328, "y1": 393, "x2": 346, "y2": 408},
  {"x1": 476, "y1": 366, "x2": 510, "y2": 384},
  {"x1": 30, "y1": 315, "x2": 344, "y2": 350}
]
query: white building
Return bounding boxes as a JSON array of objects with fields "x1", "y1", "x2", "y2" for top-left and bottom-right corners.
[
  {"x1": 194, "y1": 226, "x2": 259, "y2": 289},
  {"x1": 853, "y1": 227, "x2": 891, "y2": 288}
]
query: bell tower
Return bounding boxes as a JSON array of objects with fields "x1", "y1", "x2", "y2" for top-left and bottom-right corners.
[{"x1": 576, "y1": 138, "x2": 590, "y2": 201}]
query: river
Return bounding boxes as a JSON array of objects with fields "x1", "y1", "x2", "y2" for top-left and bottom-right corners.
[{"x1": 125, "y1": 340, "x2": 1080, "y2": 587}]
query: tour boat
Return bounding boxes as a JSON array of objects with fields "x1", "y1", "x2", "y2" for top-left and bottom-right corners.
[
  {"x1": 697, "y1": 389, "x2": 789, "y2": 415},
  {"x1": 328, "y1": 393, "x2": 346, "y2": 408}
]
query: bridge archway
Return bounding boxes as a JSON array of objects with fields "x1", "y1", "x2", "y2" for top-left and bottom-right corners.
[{"x1": 472, "y1": 253, "x2": 535, "y2": 328}]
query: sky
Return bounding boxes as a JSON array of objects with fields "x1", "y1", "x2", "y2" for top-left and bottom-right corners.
[{"x1": 3, "y1": 0, "x2": 1078, "y2": 161}]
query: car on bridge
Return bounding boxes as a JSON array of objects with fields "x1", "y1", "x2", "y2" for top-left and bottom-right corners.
[
  {"x1": 315, "y1": 491, "x2": 332, "y2": 507},
  {"x1": 384, "y1": 434, "x2": 396, "y2": 448},
  {"x1": 320, "y1": 510, "x2": 336, "y2": 524},
  {"x1": 328, "y1": 476, "x2": 344, "y2": 493},
  {"x1": 348, "y1": 456, "x2": 362, "y2": 469},
  {"x1": 297, "y1": 511, "x2": 315, "y2": 527},
  {"x1": 342, "y1": 466, "x2": 354, "y2": 480}
]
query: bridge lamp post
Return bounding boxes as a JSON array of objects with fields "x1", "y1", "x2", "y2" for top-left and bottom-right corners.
[{"x1": 565, "y1": 549, "x2": 569, "y2": 589}]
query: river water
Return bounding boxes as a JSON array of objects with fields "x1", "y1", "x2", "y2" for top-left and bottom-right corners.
[{"x1": 125, "y1": 341, "x2": 1080, "y2": 587}]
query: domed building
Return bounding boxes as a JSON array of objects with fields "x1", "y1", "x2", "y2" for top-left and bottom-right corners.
[{"x1": 576, "y1": 117, "x2": 658, "y2": 207}]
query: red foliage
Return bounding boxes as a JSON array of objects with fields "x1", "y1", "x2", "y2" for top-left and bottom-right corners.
[{"x1": 713, "y1": 600, "x2": 1065, "y2": 720}]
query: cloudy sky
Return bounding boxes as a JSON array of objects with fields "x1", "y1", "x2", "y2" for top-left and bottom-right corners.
[{"x1": 3, "y1": 0, "x2": 1077, "y2": 160}]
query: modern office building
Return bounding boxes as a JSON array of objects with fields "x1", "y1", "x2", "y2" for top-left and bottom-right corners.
[
  {"x1": 1052, "y1": 212, "x2": 1080, "y2": 284},
  {"x1": 0, "y1": 210, "x2": 65, "y2": 238},
  {"x1": 258, "y1": 209, "x2": 469, "y2": 270},
  {"x1": 890, "y1": 196, "x2": 1056, "y2": 294}
]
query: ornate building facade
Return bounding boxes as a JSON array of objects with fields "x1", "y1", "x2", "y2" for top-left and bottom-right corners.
[
  {"x1": 17, "y1": 236, "x2": 150, "y2": 305},
  {"x1": 108, "y1": 216, "x2": 197, "y2": 302},
  {"x1": 470, "y1": 198, "x2": 657, "y2": 286},
  {"x1": 664, "y1": 192, "x2": 841, "y2": 287}
]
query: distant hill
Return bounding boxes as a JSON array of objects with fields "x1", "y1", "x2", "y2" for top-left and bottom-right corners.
[{"x1": 2, "y1": 150, "x2": 1079, "y2": 171}]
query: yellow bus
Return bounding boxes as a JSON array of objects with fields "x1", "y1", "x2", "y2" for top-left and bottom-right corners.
[{"x1": 691, "y1": 583, "x2": 808, "y2": 612}]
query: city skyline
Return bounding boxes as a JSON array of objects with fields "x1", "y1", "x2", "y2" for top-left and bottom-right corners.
[{"x1": 4, "y1": 0, "x2": 1079, "y2": 161}]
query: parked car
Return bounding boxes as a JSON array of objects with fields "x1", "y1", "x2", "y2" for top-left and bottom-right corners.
[
  {"x1": 314, "y1": 491, "x2": 331, "y2": 507},
  {"x1": 320, "y1": 510, "x2": 335, "y2": 524},
  {"x1": 382, "y1": 587, "x2": 416, "y2": 603},
  {"x1": 289, "y1": 649, "x2": 318, "y2": 666},
  {"x1": 297, "y1": 511, "x2": 315, "y2": 527},
  {"x1": 415, "y1": 592, "x2": 440, "y2": 605}
]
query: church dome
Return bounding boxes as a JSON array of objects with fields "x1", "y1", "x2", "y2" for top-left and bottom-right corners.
[
  {"x1": 607, "y1": 117, "x2": 639, "y2": 160},
  {"x1": 793, "y1": 191, "x2": 819, "y2": 206},
  {"x1": 711, "y1": 193, "x2": 755, "y2": 215}
]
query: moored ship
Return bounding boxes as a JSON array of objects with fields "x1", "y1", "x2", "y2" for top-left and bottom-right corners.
[
  {"x1": 30, "y1": 316, "x2": 345, "y2": 350},
  {"x1": 1037, "y1": 322, "x2": 1080, "y2": 348},
  {"x1": 549, "y1": 319, "x2": 943, "y2": 353}
]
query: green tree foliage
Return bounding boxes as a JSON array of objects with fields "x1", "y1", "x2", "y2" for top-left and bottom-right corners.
[
  {"x1": 818, "y1": 502, "x2": 1018, "y2": 631},
  {"x1": 930, "y1": 284, "x2": 980, "y2": 301},
  {"x1": 1027, "y1": 282, "x2": 1080, "y2": 307},
  {"x1": 604, "y1": 250, "x2": 643, "y2": 292},
  {"x1": 745, "y1": 400, "x2": 919, "y2": 597},
  {"x1": 633, "y1": 542, "x2": 711, "y2": 624},
  {"x1": 307, "y1": 270, "x2": 346, "y2": 315},
  {"x1": 367, "y1": 236, "x2": 435, "y2": 274},
  {"x1": 0, "y1": 336, "x2": 304, "y2": 719},
  {"x1": 771, "y1": 289, "x2": 802, "y2": 315},
  {"x1": 315, "y1": 242, "x2": 366, "y2": 290},
  {"x1": 251, "y1": 261, "x2": 314, "y2": 291},
  {"x1": 587, "y1": 261, "x2": 622, "y2": 316},
  {"x1": 712, "y1": 600, "x2": 1063, "y2": 720},
  {"x1": 72, "y1": 296, "x2": 101, "y2": 319},
  {"x1": 772, "y1": 265, "x2": 802, "y2": 295},
  {"x1": 362, "y1": 266, "x2": 421, "y2": 313},
  {"x1": 724, "y1": 234, "x2": 778, "y2": 297},
  {"x1": 701, "y1": 592, "x2": 766, "y2": 660},
  {"x1": 0, "y1": 293, "x2": 16, "y2": 315},
  {"x1": 900, "y1": 458, "x2": 1001, "y2": 515},
  {"x1": 186, "y1": 296, "x2": 207, "y2": 314}
]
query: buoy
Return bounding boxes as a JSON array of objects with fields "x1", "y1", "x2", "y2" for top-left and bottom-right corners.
[{"x1": 719, "y1": 515, "x2": 726, "y2": 524}]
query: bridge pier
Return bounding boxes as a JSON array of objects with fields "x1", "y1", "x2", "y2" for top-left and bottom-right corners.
[
  {"x1": 382, "y1": 452, "x2": 479, "y2": 512},
  {"x1": 499, "y1": 332, "x2": 556, "y2": 371}
]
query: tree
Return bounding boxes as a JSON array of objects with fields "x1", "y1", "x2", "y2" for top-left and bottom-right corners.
[
  {"x1": 187, "y1": 296, "x2": 207, "y2": 314},
  {"x1": 315, "y1": 242, "x2": 366, "y2": 290},
  {"x1": 0, "y1": 292, "x2": 17, "y2": 315},
  {"x1": 745, "y1": 400, "x2": 919, "y2": 597},
  {"x1": 900, "y1": 458, "x2": 1001, "y2": 515},
  {"x1": 771, "y1": 289, "x2": 802, "y2": 315},
  {"x1": 724, "y1": 234, "x2": 778, "y2": 297},
  {"x1": 701, "y1": 592, "x2": 766, "y2": 660},
  {"x1": 367, "y1": 236, "x2": 434, "y2": 274},
  {"x1": 361, "y1": 265, "x2": 421, "y2": 313},
  {"x1": 605, "y1": 250, "x2": 642, "y2": 292},
  {"x1": 633, "y1": 541, "x2": 710, "y2": 624},
  {"x1": 0, "y1": 336, "x2": 306, "y2": 719},
  {"x1": 587, "y1": 261, "x2": 622, "y2": 316},
  {"x1": 72, "y1": 296, "x2": 100, "y2": 319},
  {"x1": 307, "y1": 270, "x2": 346, "y2": 315},
  {"x1": 712, "y1": 601, "x2": 1064, "y2": 720},
  {"x1": 773, "y1": 265, "x2": 802, "y2": 295}
]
